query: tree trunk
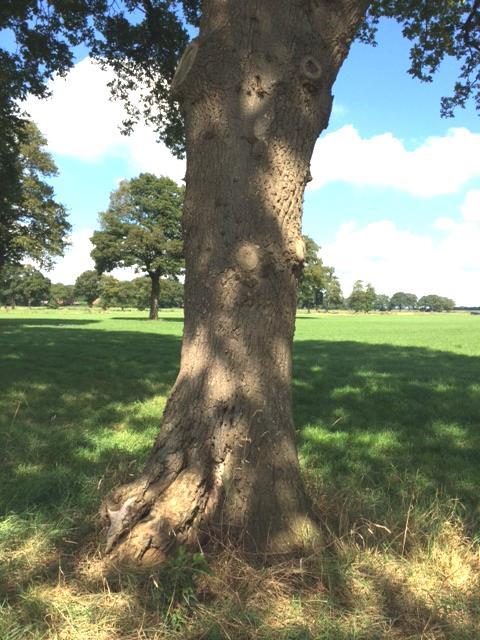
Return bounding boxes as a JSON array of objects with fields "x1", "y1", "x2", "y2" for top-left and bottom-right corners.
[
  {"x1": 102, "y1": 0, "x2": 369, "y2": 564},
  {"x1": 149, "y1": 272, "x2": 160, "y2": 320}
]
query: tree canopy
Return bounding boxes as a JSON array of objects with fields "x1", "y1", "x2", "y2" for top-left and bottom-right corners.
[
  {"x1": 0, "y1": 120, "x2": 70, "y2": 270},
  {"x1": 2, "y1": 0, "x2": 479, "y2": 161}
]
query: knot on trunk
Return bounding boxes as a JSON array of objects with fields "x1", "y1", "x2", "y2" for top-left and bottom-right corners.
[
  {"x1": 300, "y1": 56, "x2": 322, "y2": 81},
  {"x1": 236, "y1": 243, "x2": 260, "y2": 272}
]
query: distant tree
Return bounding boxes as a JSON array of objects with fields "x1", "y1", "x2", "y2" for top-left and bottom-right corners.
[
  {"x1": 390, "y1": 292, "x2": 418, "y2": 310},
  {"x1": 159, "y1": 278, "x2": 184, "y2": 308},
  {"x1": 98, "y1": 275, "x2": 122, "y2": 309},
  {"x1": 75, "y1": 270, "x2": 101, "y2": 307},
  {"x1": 49, "y1": 283, "x2": 75, "y2": 306},
  {"x1": 297, "y1": 236, "x2": 342, "y2": 311},
  {"x1": 441, "y1": 297, "x2": 455, "y2": 312},
  {"x1": 98, "y1": 276, "x2": 139, "y2": 310},
  {"x1": 348, "y1": 280, "x2": 365, "y2": 312},
  {"x1": 323, "y1": 269, "x2": 343, "y2": 311},
  {"x1": 364, "y1": 283, "x2": 376, "y2": 313},
  {"x1": 348, "y1": 280, "x2": 376, "y2": 312},
  {"x1": 12, "y1": 265, "x2": 51, "y2": 306},
  {"x1": 0, "y1": 121, "x2": 70, "y2": 271},
  {"x1": 116, "y1": 280, "x2": 137, "y2": 310},
  {"x1": 91, "y1": 174, "x2": 184, "y2": 320},
  {"x1": 0, "y1": 265, "x2": 20, "y2": 307},
  {"x1": 297, "y1": 237, "x2": 326, "y2": 310},
  {"x1": 418, "y1": 294, "x2": 455, "y2": 312},
  {"x1": 127, "y1": 277, "x2": 151, "y2": 311},
  {"x1": 374, "y1": 294, "x2": 390, "y2": 311}
]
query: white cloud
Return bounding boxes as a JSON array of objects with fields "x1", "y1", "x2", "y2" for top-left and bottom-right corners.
[
  {"x1": 24, "y1": 57, "x2": 185, "y2": 183},
  {"x1": 42, "y1": 229, "x2": 137, "y2": 284},
  {"x1": 310, "y1": 125, "x2": 480, "y2": 197},
  {"x1": 433, "y1": 217, "x2": 456, "y2": 232},
  {"x1": 322, "y1": 191, "x2": 480, "y2": 306},
  {"x1": 461, "y1": 189, "x2": 480, "y2": 222}
]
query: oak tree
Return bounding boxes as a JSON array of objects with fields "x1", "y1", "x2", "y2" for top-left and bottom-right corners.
[
  {"x1": 15, "y1": 265, "x2": 51, "y2": 306},
  {"x1": 3, "y1": 0, "x2": 479, "y2": 562},
  {"x1": 91, "y1": 173, "x2": 184, "y2": 320}
]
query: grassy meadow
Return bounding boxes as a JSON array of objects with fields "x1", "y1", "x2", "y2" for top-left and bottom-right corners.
[{"x1": 1, "y1": 308, "x2": 480, "y2": 639}]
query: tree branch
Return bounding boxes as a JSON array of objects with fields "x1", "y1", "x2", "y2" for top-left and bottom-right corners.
[{"x1": 462, "y1": 0, "x2": 480, "y2": 51}]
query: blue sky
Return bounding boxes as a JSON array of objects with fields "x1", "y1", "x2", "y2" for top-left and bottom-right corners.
[{"x1": 15, "y1": 18, "x2": 480, "y2": 304}]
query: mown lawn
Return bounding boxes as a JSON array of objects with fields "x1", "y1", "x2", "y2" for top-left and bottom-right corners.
[
  {"x1": 1, "y1": 308, "x2": 479, "y2": 639},
  {"x1": 294, "y1": 312, "x2": 480, "y2": 522}
]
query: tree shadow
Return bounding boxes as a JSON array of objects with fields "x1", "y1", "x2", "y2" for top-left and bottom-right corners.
[
  {"x1": 2, "y1": 323, "x2": 479, "y2": 524},
  {"x1": 0, "y1": 318, "x2": 101, "y2": 328},
  {"x1": 293, "y1": 340, "x2": 480, "y2": 520},
  {"x1": 2, "y1": 321, "x2": 480, "y2": 637},
  {"x1": 110, "y1": 316, "x2": 184, "y2": 322},
  {"x1": 0, "y1": 321, "x2": 182, "y2": 517},
  {"x1": 2, "y1": 320, "x2": 479, "y2": 519}
]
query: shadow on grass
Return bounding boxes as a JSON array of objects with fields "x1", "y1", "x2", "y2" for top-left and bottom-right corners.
[
  {"x1": 0, "y1": 318, "x2": 101, "y2": 328},
  {"x1": 294, "y1": 340, "x2": 480, "y2": 519},
  {"x1": 110, "y1": 316, "x2": 184, "y2": 322},
  {"x1": 0, "y1": 320, "x2": 182, "y2": 517},
  {"x1": 1, "y1": 320, "x2": 480, "y2": 638},
  {"x1": 1, "y1": 318, "x2": 479, "y2": 521}
]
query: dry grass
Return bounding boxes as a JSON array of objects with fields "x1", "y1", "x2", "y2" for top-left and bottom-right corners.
[{"x1": 2, "y1": 484, "x2": 479, "y2": 640}]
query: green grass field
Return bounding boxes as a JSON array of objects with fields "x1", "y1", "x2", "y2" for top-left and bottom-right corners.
[{"x1": 1, "y1": 308, "x2": 480, "y2": 639}]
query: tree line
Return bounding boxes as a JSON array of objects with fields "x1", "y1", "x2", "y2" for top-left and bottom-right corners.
[
  {"x1": 0, "y1": 265, "x2": 184, "y2": 310},
  {"x1": 346, "y1": 281, "x2": 455, "y2": 313},
  {"x1": 297, "y1": 248, "x2": 455, "y2": 312},
  {"x1": 0, "y1": 261, "x2": 457, "y2": 314}
]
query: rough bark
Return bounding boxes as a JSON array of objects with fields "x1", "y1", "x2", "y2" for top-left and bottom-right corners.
[
  {"x1": 149, "y1": 271, "x2": 160, "y2": 320},
  {"x1": 102, "y1": 0, "x2": 370, "y2": 565}
]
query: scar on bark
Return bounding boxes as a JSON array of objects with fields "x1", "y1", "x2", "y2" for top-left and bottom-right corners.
[
  {"x1": 295, "y1": 238, "x2": 306, "y2": 264},
  {"x1": 104, "y1": 496, "x2": 139, "y2": 553},
  {"x1": 171, "y1": 39, "x2": 199, "y2": 95}
]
